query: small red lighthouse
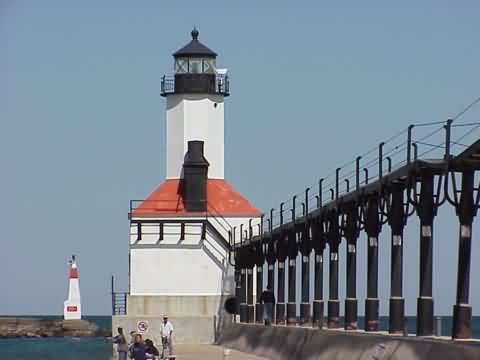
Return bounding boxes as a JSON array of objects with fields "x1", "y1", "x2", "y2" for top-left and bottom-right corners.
[{"x1": 64, "y1": 255, "x2": 81, "y2": 320}]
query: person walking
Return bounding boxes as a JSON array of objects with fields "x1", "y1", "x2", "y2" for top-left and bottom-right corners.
[
  {"x1": 112, "y1": 327, "x2": 128, "y2": 360},
  {"x1": 260, "y1": 284, "x2": 276, "y2": 325},
  {"x1": 129, "y1": 334, "x2": 148, "y2": 360},
  {"x1": 160, "y1": 315, "x2": 174, "y2": 358}
]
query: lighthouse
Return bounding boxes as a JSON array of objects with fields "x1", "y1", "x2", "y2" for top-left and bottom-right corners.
[
  {"x1": 64, "y1": 255, "x2": 81, "y2": 320},
  {"x1": 112, "y1": 29, "x2": 261, "y2": 346}
]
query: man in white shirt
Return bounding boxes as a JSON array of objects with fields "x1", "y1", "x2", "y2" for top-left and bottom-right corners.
[{"x1": 160, "y1": 314, "x2": 174, "y2": 358}]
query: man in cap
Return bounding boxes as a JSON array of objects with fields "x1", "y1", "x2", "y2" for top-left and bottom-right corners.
[{"x1": 160, "y1": 314, "x2": 174, "y2": 358}]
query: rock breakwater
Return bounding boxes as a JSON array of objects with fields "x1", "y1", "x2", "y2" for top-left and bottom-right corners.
[{"x1": 0, "y1": 318, "x2": 111, "y2": 338}]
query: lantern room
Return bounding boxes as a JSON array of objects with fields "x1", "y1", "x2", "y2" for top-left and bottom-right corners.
[{"x1": 161, "y1": 28, "x2": 229, "y2": 96}]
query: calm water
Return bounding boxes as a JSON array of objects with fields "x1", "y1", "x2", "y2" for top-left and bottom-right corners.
[{"x1": 1, "y1": 316, "x2": 479, "y2": 360}]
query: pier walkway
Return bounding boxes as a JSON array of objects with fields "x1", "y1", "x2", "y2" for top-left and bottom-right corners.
[{"x1": 174, "y1": 344, "x2": 266, "y2": 360}]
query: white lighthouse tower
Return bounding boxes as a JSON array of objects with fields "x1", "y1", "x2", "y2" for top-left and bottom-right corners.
[
  {"x1": 112, "y1": 29, "x2": 261, "y2": 346},
  {"x1": 64, "y1": 255, "x2": 82, "y2": 320}
]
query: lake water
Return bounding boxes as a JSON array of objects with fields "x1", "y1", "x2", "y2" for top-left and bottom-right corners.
[{"x1": 0, "y1": 316, "x2": 479, "y2": 360}]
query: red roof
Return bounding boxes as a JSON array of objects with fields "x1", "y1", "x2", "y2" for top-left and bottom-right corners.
[{"x1": 131, "y1": 179, "x2": 261, "y2": 217}]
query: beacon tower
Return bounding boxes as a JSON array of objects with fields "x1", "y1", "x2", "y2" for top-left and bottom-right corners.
[
  {"x1": 112, "y1": 29, "x2": 261, "y2": 346},
  {"x1": 64, "y1": 255, "x2": 81, "y2": 320}
]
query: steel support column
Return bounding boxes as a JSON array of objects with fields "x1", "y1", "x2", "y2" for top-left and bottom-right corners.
[
  {"x1": 365, "y1": 197, "x2": 380, "y2": 332},
  {"x1": 287, "y1": 254, "x2": 297, "y2": 326},
  {"x1": 255, "y1": 265, "x2": 264, "y2": 323},
  {"x1": 344, "y1": 206, "x2": 359, "y2": 330},
  {"x1": 246, "y1": 266, "x2": 254, "y2": 323},
  {"x1": 276, "y1": 261, "x2": 286, "y2": 325},
  {"x1": 265, "y1": 235, "x2": 276, "y2": 324},
  {"x1": 452, "y1": 170, "x2": 476, "y2": 339},
  {"x1": 300, "y1": 252, "x2": 311, "y2": 326},
  {"x1": 388, "y1": 183, "x2": 406, "y2": 334},
  {"x1": 234, "y1": 267, "x2": 241, "y2": 320},
  {"x1": 312, "y1": 221, "x2": 325, "y2": 328},
  {"x1": 416, "y1": 171, "x2": 435, "y2": 336},
  {"x1": 239, "y1": 267, "x2": 247, "y2": 323},
  {"x1": 286, "y1": 229, "x2": 298, "y2": 325},
  {"x1": 327, "y1": 215, "x2": 341, "y2": 329}
]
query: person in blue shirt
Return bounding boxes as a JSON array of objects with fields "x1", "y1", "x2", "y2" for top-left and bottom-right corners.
[{"x1": 129, "y1": 334, "x2": 149, "y2": 360}]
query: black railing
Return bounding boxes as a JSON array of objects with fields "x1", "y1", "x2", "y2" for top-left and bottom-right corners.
[
  {"x1": 112, "y1": 292, "x2": 128, "y2": 315},
  {"x1": 160, "y1": 74, "x2": 230, "y2": 96},
  {"x1": 111, "y1": 276, "x2": 128, "y2": 315},
  {"x1": 160, "y1": 76, "x2": 175, "y2": 94}
]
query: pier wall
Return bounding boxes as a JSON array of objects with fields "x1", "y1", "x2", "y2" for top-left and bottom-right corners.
[
  {"x1": 217, "y1": 323, "x2": 480, "y2": 360},
  {"x1": 112, "y1": 294, "x2": 233, "y2": 347}
]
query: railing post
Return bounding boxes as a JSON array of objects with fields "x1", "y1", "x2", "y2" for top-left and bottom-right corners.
[
  {"x1": 111, "y1": 275, "x2": 115, "y2": 316},
  {"x1": 379, "y1": 142, "x2": 385, "y2": 180}
]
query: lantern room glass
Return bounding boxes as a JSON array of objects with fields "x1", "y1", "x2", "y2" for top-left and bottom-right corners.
[{"x1": 175, "y1": 57, "x2": 216, "y2": 74}]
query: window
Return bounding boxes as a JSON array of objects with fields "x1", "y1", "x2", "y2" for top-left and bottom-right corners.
[
  {"x1": 175, "y1": 58, "x2": 188, "y2": 73},
  {"x1": 189, "y1": 58, "x2": 202, "y2": 74},
  {"x1": 203, "y1": 58, "x2": 216, "y2": 73}
]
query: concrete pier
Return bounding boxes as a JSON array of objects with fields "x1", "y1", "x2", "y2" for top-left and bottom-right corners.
[{"x1": 218, "y1": 324, "x2": 480, "y2": 360}]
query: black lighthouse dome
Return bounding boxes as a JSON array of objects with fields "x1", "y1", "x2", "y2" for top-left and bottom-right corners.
[{"x1": 161, "y1": 28, "x2": 229, "y2": 97}]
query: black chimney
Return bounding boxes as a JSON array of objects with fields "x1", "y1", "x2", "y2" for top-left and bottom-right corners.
[{"x1": 182, "y1": 141, "x2": 209, "y2": 212}]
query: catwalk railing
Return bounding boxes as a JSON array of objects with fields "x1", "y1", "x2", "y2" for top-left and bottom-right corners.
[
  {"x1": 230, "y1": 100, "x2": 480, "y2": 340},
  {"x1": 160, "y1": 74, "x2": 230, "y2": 96},
  {"x1": 111, "y1": 276, "x2": 128, "y2": 316},
  {"x1": 128, "y1": 199, "x2": 234, "y2": 245}
]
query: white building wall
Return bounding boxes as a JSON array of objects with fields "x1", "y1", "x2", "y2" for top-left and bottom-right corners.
[
  {"x1": 129, "y1": 215, "x2": 261, "y2": 296},
  {"x1": 130, "y1": 247, "x2": 229, "y2": 295},
  {"x1": 166, "y1": 94, "x2": 225, "y2": 179}
]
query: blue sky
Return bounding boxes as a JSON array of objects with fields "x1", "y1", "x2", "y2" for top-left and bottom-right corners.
[{"x1": 2, "y1": 1, "x2": 479, "y2": 315}]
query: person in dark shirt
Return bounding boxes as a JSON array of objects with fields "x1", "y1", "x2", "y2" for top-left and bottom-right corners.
[
  {"x1": 129, "y1": 334, "x2": 149, "y2": 360},
  {"x1": 145, "y1": 338, "x2": 159, "y2": 358},
  {"x1": 259, "y1": 284, "x2": 276, "y2": 325}
]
